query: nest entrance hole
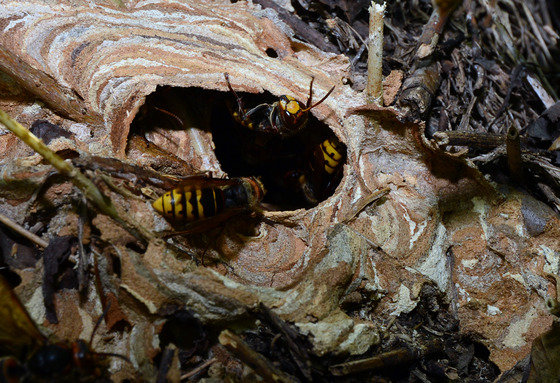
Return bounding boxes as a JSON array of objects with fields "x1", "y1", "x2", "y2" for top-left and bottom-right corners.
[{"x1": 129, "y1": 85, "x2": 346, "y2": 210}]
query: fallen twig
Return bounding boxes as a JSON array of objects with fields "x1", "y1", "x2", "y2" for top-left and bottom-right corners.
[
  {"x1": 506, "y1": 125, "x2": 524, "y2": 183},
  {"x1": 180, "y1": 357, "x2": 217, "y2": 381},
  {"x1": 329, "y1": 339, "x2": 443, "y2": 376},
  {"x1": 252, "y1": 0, "x2": 338, "y2": 54},
  {"x1": 433, "y1": 131, "x2": 532, "y2": 150},
  {"x1": 219, "y1": 329, "x2": 299, "y2": 383},
  {"x1": 366, "y1": 1, "x2": 385, "y2": 104},
  {"x1": 0, "y1": 211, "x2": 49, "y2": 248},
  {"x1": 257, "y1": 303, "x2": 314, "y2": 380},
  {"x1": 156, "y1": 345, "x2": 179, "y2": 383},
  {"x1": 0, "y1": 108, "x2": 154, "y2": 244}
]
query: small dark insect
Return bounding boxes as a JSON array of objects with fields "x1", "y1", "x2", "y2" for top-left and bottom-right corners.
[
  {"x1": 152, "y1": 175, "x2": 266, "y2": 231},
  {"x1": 0, "y1": 275, "x2": 128, "y2": 383},
  {"x1": 224, "y1": 73, "x2": 335, "y2": 137},
  {"x1": 285, "y1": 136, "x2": 345, "y2": 205}
]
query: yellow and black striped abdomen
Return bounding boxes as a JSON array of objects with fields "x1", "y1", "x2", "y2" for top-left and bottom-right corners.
[
  {"x1": 152, "y1": 186, "x2": 224, "y2": 223},
  {"x1": 320, "y1": 139, "x2": 343, "y2": 174}
]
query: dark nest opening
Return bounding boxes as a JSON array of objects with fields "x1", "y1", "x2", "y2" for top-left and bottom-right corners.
[{"x1": 128, "y1": 85, "x2": 346, "y2": 211}]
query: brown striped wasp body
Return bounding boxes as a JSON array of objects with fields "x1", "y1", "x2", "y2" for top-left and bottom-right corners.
[
  {"x1": 284, "y1": 136, "x2": 345, "y2": 205},
  {"x1": 224, "y1": 73, "x2": 334, "y2": 138},
  {"x1": 152, "y1": 175, "x2": 265, "y2": 231}
]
